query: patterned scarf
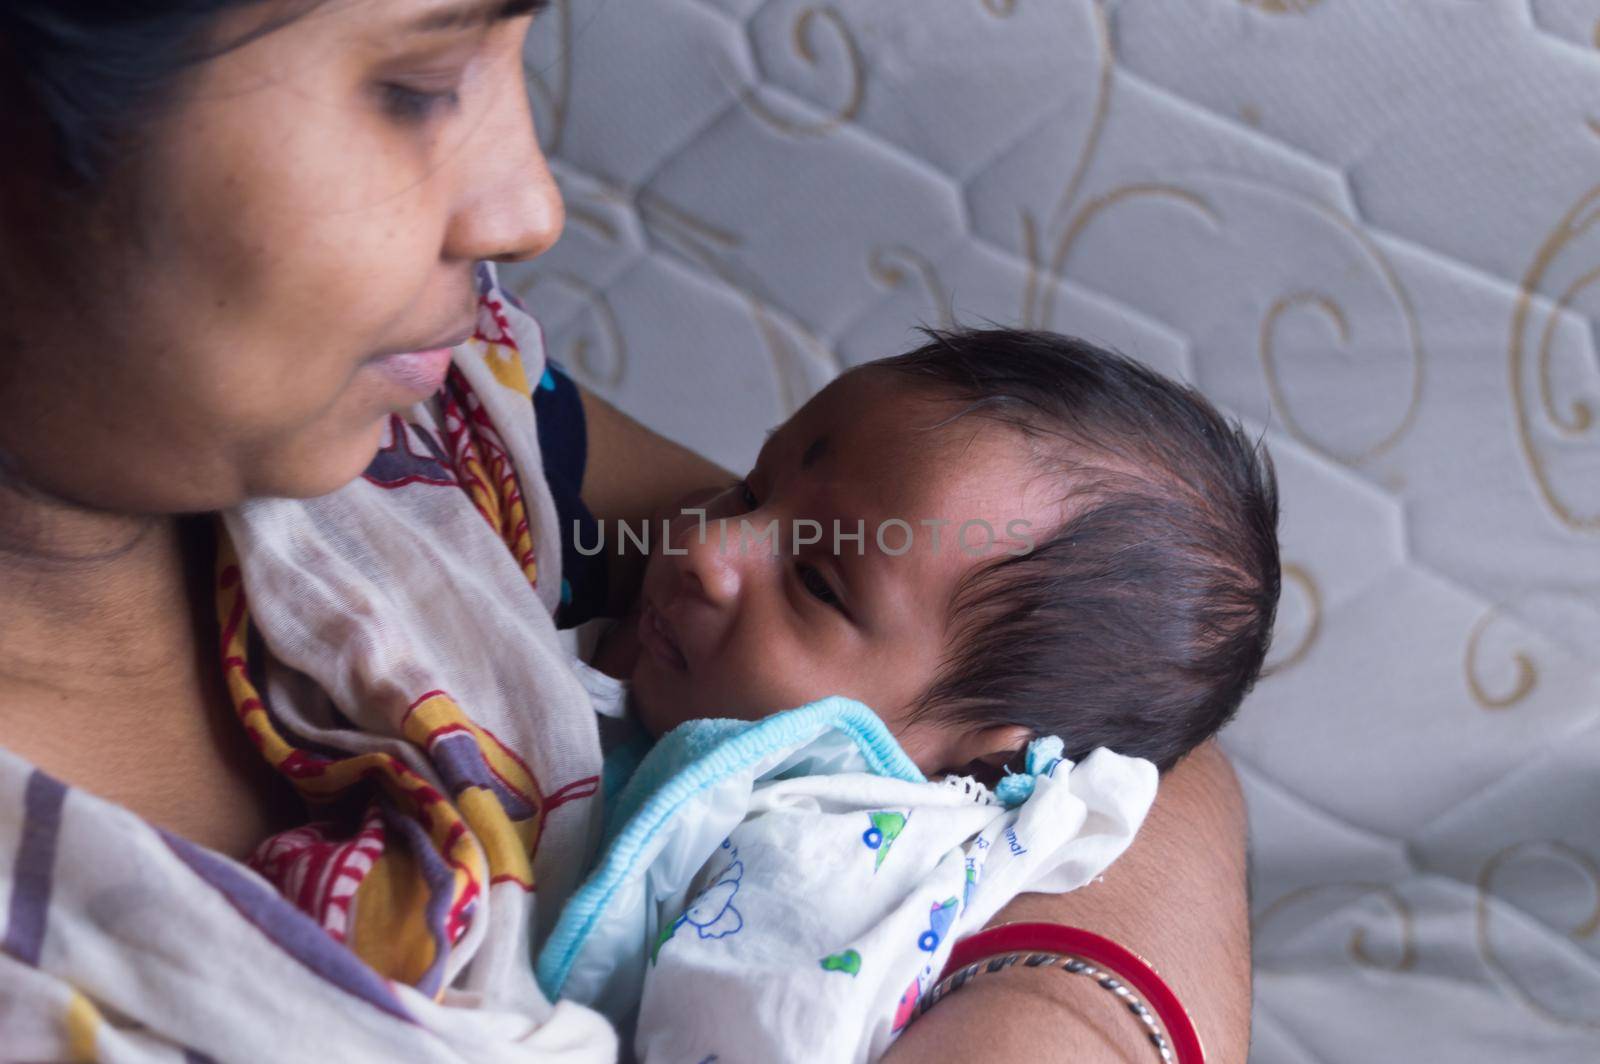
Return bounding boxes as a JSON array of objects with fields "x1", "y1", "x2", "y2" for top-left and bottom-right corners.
[{"x1": 0, "y1": 264, "x2": 614, "y2": 1061}]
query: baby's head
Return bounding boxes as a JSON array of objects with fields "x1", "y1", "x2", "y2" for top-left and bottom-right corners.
[{"x1": 630, "y1": 328, "x2": 1280, "y2": 775}]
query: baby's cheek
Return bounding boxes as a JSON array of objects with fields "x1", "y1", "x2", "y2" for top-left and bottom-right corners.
[
  {"x1": 845, "y1": 660, "x2": 934, "y2": 729},
  {"x1": 673, "y1": 641, "x2": 789, "y2": 719},
  {"x1": 740, "y1": 649, "x2": 861, "y2": 715}
]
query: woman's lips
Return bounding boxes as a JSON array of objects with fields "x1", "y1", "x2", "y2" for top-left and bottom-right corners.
[
  {"x1": 369, "y1": 347, "x2": 455, "y2": 400},
  {"x1": 638, "y1": 599, "x2": 689, "y2": 672}
]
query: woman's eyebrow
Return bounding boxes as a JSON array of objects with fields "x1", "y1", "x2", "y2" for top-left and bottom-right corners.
[{"x1": 405, "y1": 0, "x2": 549, "y2": 34}]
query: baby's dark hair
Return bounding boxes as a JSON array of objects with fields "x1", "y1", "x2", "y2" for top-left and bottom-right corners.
[{"x1": 876, "y1": 328, "x2": 1280, "y2": 772}]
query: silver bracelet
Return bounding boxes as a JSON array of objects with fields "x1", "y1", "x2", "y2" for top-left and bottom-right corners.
[{"x1": 917, "y1": 950, "x2": 1175, "y2": 1063}]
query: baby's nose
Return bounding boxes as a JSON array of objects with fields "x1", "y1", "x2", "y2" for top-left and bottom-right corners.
[{"x1": 674, "y1": 520, "x2": 747, "y2": 606}]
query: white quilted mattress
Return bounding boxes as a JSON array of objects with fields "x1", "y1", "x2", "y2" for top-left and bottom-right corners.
[{"x1": 506, "y1": 2, "x2": 1600, "y2": 1059}]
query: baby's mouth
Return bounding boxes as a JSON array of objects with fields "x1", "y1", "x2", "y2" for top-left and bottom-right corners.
[{"x1": 638, "y1": 598, "x2": 689, "y2": 672}]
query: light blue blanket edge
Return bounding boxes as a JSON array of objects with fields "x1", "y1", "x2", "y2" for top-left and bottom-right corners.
[{"x1": 536, "y1": 696, "x2": 925, "y2": 998}]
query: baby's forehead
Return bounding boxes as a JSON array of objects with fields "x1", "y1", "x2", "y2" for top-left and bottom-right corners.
[
  {"x1": 773, "y1": 369, "x2": 1048, "y2": 501},
  {"x1": 770, "y1": 370, "x2": 1064, "y2": 600},
  {"x1": 776, "y1": 370, "x2": 968, "y2": 464}
]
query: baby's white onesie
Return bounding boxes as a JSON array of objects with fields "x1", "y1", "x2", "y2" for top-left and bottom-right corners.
[{"x1": 541, "y1": 666, "x2": 1157, "y2": 1063}]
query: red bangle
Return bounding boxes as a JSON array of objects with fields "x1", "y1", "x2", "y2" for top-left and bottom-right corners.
[{"x1": 938, "y1": 923, "x2": 1205, "y2": 1064}]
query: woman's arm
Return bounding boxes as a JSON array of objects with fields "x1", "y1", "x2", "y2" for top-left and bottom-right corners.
[
  {"x1": 576, "y1": 386, "x2": 734, "y2": 615},
  {"x1": 884, "y1": 742, "x2": 1252, "y2": 1063}
]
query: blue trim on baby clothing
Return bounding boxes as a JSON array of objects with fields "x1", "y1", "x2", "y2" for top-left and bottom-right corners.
[
  {"x1": 537, "y1": 696, "x2": 924, "y2": 998},
  {"x1": 994, "y1": 735, "x2": 1067, "y2": 808}
]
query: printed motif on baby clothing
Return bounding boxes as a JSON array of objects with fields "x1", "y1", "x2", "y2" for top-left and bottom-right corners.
[
  {"x1": 917, "y1": 897, "x2": 959, "y2": 953},
  {"x1": 820, "y1": 949, "x2": 863, "y2": 976},
  {"x1": 891, "y1": 977, "x2": 921, "y2": 1033},
  {"x1": 653, "y1": 840, "x2": 745, "y2": 963},
  {"x1": 861, "y1": 811, "x2": 908, "y2": 871},
  {"x1": 888, "y1": 894, "x2": 961, "y2": 1033}
]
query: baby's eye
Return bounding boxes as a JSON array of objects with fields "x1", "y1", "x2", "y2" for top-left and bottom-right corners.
[
  {"x1": 737, "y1": 478, "x2": 759, "y2": 510},
  {"x1": 797, "y1": 563, "x2": 840, "y2": 607}
]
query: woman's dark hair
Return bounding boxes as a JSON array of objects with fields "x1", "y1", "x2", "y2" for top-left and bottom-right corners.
[
  {"x1": 0, "y1": 1, "x2": 326, "y2": 188},
  {"x1": 878, "y1": 328, "x2": 1281, "y2": 772}
]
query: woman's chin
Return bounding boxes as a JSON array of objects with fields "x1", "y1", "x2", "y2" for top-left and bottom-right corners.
[{"x1": 244, "y1": 418, "x2": 390, "y2": 503}]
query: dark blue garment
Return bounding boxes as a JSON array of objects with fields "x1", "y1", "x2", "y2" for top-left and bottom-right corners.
[{"x1": 534, "y1": 360, "x2": 609, "y2": 629}]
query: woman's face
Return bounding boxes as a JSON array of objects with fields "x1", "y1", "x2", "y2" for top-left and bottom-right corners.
[{"x1": 0, "y1": 0, "x2": 563, "y2": 513}]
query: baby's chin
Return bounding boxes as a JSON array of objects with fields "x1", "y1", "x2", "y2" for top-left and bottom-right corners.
[
  {"x1": 627, "y1": 666, "x2": 796, "y2": 740},
  {"x1": 625, "y1": 665, "x2": 695, "y2": 740}
]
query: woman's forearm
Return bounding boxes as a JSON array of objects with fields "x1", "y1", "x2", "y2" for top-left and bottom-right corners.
[
  {"x1": 576, "y1": 385, "x2": 733, "y2": 614},
  {"x1": 885, "y1": 742, "x2": 1252, "y2": 1062}
]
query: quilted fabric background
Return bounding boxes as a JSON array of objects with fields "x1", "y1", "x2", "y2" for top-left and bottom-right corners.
[{"x1": 505, "y1": 2, "x2": 1600, "y2": 1059}]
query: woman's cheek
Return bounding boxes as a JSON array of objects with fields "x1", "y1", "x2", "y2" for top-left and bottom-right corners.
[
  {"x1": 201, "y1": 335, "x2": 400, "y2": 499},
  {"x1": 206, "y1": 357, "x2": 364, "y2": 444}
]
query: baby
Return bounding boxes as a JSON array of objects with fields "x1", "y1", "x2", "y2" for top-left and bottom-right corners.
[{"x1": 542, "y1": 327, "x2": 1279, "y2": 1062}]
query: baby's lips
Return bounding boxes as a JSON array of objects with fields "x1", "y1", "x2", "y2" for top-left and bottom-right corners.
[{"x1": 638, "y1": 597, "x2": 691, "y2": 672}]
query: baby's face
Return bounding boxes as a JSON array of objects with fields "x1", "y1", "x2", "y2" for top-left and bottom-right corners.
[{"x1": 630, "y1": 369, "x2": 1055, "y2": 775}]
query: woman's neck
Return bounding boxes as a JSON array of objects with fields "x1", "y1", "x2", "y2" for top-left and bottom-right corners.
[
  {"x1": 0, "y1": 478, "x2": 298, "y2": 856},
  {"x1": 0, "y1": 480, "x2": 196, "y2": 693}
]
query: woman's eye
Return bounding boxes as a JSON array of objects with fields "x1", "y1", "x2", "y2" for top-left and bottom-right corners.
[
  {"x1": 797, "y1": 564, "x2": 840, "y2": 608},
  {"x1": 380, "y1": 82, "x2": 462, "y2": 123}
]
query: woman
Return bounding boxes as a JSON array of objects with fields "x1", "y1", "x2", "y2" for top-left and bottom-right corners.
[{"x1": 0, "y1": 1, "x2": 1250, "y2": 1060}]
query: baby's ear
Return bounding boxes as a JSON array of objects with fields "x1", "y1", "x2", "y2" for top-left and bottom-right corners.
[{"x1": 945, "y1": 724, "x2": 1033, "y2": 780}]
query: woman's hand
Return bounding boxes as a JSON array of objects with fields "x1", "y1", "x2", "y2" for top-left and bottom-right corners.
[{"x1": 883, "y1": 742, "x2": 1251, "y2": 1062}]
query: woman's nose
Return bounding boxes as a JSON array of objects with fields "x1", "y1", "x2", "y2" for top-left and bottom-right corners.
[{"x1": 443, "y1": 55, "x2": 565, "y2": 265}]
